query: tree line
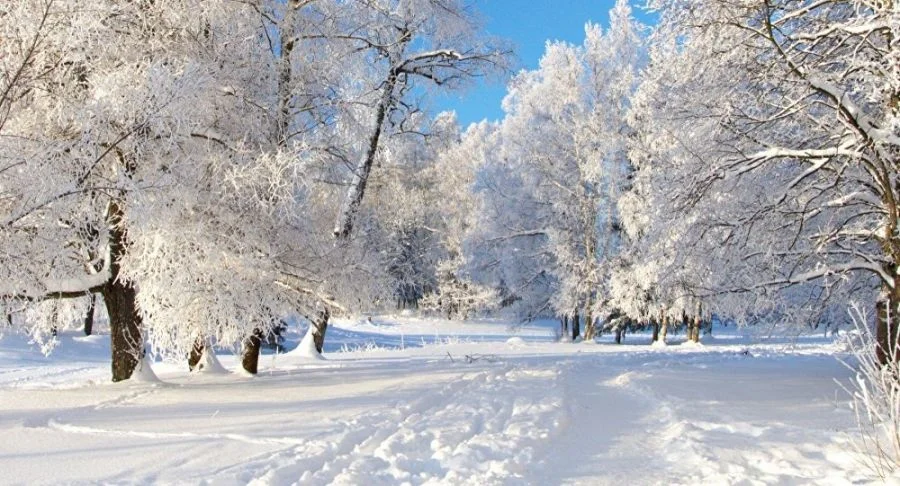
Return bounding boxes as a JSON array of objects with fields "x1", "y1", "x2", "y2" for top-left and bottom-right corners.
[{"x1": 2, "y1": 0, "x2": 898, "y2": 380}]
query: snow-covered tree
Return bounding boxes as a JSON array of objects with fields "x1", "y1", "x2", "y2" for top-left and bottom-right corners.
[
  {"x1": 0, "y1": 0, "x2": 510, "y2": 378},
  {"x1": 330, "y1": 0, "x2": 509, "y2": 239},
  {"x1": 626, "y1": 0, "x2": 899, "y2": 356},
  {"x1": 0, "y1": 0, "x2": 267, "y2": 380},
  {"x1": 466, "y1": 1, "x2": 644, "y2": 338}
]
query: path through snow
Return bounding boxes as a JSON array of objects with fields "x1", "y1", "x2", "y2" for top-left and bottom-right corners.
[{"x1": 0, "y1": 319, "x2": 870, "y2": 484}]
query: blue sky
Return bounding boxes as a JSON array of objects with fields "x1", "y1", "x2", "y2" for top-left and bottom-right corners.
[{"x1": 434, "y1": 0, "x2": 652, "y2": 127}]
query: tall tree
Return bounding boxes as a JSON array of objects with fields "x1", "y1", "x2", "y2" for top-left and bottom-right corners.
[
  {"x1": 466, "y1": 1, "x2": 644, "y2": 334},
  {"x1": 632, "y1": 0, "x2": 899, "y2": 357},
  {"x1": 330, "y1": 0, "x2": 508, "y2": 239}
]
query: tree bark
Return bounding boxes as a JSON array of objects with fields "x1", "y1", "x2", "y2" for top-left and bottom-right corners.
[
  {"x1": 875, "y1": 283, "x2": 900, "y2": 366},
  {"x1": 102, "y1": 279, "x2": 142, "y2": 382},
  {"x1": 241, "y1": 328, "x2": 263, "y2": 374},
  {"x1": 83, "y1": 294, "x2": 96, "y2": 336},
  {"x1": 276, "y1": 3, "x2": 297, "y2": 146},
  {"x1": 103, "y1": 200, "x2": 143, "y2": 382},
  {"x1": 584, "y1": 309, "x2": 596, "y2": 341},
  {"x1": 572, "y1": 311, "x2": 580, "y2": 341},
  {"x1": 691, "y1": 302, "x2": 703, "y2": 343},
  {"x1": 660, "y1": 313, "x2": 669, "y2": 344},
  {"x1": 333, "y1": 72, "x2": 398, "y2": 239},
  {"x1": 188, "y1": 337, "x2": 204, "y2": 371},
  {"x1": 615, "y1": 325, "x2": 623, "y2": 344},
  {"x1": 49, "y1": 301, "x2": 58, "y2": 337},
  {"x1": 651, "y1": 317, "x2": 660, "y2": 343},
  {"x1": 312, "y1": 306, "x2": 330, "y2": 353},
  {"x1": 561, "y1": 315, "x2": 569, "y2": 340}
]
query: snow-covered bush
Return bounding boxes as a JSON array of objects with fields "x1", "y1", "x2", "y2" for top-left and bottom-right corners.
[
  {"x1": 844, "y1": 305, "x2": 900, "y2": 479},
  {"x1": 421, "y1": 258, "x2": 500, "y2": 320}
]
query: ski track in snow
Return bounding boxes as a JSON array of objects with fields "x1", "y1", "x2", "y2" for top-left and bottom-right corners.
[
  {"x1": 1, "y1": 365, "x2": 100, "y2": 389},
  {"x1": 599, "y1": 360, "x2": 863, "y2": 485},
  {"x1": 45, "y1": 419, "x2": 309, "y2": 447},
  {"x1": 214, "y1": 364, "x2": 568, "y2": 485}
]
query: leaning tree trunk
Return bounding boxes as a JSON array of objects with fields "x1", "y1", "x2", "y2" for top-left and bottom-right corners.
[
  {"x1": 83, "y1": 294, "x2": 96, "y2": 336},
  {"x1": 188, "y1": 336, "x2": 205, "y2": 371},
  {"x1": 103, "y1": 200, "x2": 143, "y2": 382},
  {"x1": 333, "y1": 72, "x2": 398, "y2": 239},
  {"x1": 241, "y1": 328, "x2": 263, "y2": 374},
  {"x1": 312, "y1": 306, "x2": 330, "y2": 354}
]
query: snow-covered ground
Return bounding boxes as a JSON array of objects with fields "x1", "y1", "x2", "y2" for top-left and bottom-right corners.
[{"x1": 0, "y1": 317, "x2": 871, "y2": 485}]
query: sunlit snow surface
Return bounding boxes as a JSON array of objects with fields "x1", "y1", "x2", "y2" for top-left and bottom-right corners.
[{"x1": 0, "y1": 317, "x2": 870, "y2": 484}]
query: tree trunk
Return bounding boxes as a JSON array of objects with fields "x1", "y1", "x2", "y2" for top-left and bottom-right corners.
[
  {"x1": 188, "y1": 337, "x2": 204, "y2": 371},
  {"x1": 102, "y1": 279, "x2": 143, "y2": 382},
  {"x1": 333, "y1": 72, "x2": 398, "y2": 239},
  {"x1": 660, "y1": 314, "x2": 669, "y2": 344},
  {"x1": 561, "y1": 314, "x2": 569, "y2": 339},
  {"x1": 313, "y1": 306, "x2": 330, "y2": 354},
  {"x1": 692, "y1": 302, "x2": 702, "y2": 343},
  {"x1": 572, "y1": 311, "x2": 580, "y2": 341},
  {"x1": 875, "y1": 284, "x2": 900, "y2": 366},
  {"x1": 651, "y1": 317, "x2": 660, "y2": 343},
  {"x1": 241, "y1": 328, "x2": 263, "y2": 374},
  {"x1": 276, "y1": 3, "x2": 297, "y2": 145},
  {"x1": 103, "y1": 200, "x2": 143, "y2": 382},
  {"x1": 49, "y1": 301, "x2": 58, "y2": 337},
  {"x1": 584, "y1": 310, "x2": 595, "y2": 341},
  {"x1": 615, "y1": 326, "x2": 623, "y2": 344},
  {"x1": 83, "y1": 294, "x2": 96, "y2": 336}
]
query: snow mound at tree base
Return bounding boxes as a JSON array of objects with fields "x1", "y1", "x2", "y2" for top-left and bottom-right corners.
[
  {"x1": 651, "y1": 340, "x2": 668, "y2": 348},
  {"x1": 127, "y1": 357, "x2": 160, "y2": 384},
  {"x1": 286, "y1": 327, "x2": 325, "y2": 360},
  {"x1": 506, "y1": 337, "x2": 527, "y2": 347},
  {"x1": 192, "y1": 348, "x2": 228, "y2": 374}
]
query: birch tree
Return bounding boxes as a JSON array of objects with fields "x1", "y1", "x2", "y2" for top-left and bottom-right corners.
[{"x1": 330, "y1": 0, "x2": 508, "y2": 239}]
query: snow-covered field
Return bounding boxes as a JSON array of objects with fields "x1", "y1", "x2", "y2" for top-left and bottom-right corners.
[{"x1": 0, "y1": 317, "x2": 871, "y2": 485}]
